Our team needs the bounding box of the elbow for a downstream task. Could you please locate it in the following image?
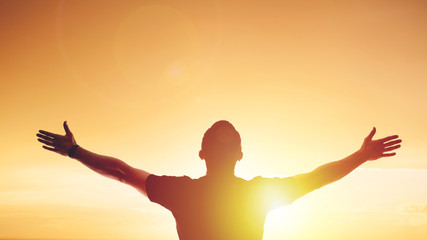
[96,168,127,183]
[115,171,128,183]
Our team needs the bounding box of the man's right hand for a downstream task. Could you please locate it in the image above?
[359,127,402,161]
[37,121,77,156]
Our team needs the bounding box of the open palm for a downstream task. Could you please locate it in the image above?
[360,127,401,161]
[37,121,76,156]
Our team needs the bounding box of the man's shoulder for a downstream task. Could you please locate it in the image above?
[248,175,296,183]
[147,174,193,184]
[145,174,195,204]
[246,175,298,193]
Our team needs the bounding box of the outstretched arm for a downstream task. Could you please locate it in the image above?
[37,121,150,196]
[293,127,401,197]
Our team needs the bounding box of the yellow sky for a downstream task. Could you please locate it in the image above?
[1,0,426,239]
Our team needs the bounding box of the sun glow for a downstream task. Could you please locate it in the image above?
[264,205,306,239]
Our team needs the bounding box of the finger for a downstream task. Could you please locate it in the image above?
[366,127,376,141]
[384,145,401,152]
[36,133,54,141]
[384,139,402,147]
[39,130,60,138]
[378,135,399,143]
[38,138,57,147]
[42,145,58,152]
[381,152,396,157]
[63,121,72,135]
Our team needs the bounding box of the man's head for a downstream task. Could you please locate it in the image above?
[199,120,243,165]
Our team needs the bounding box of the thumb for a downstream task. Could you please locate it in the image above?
[365,127,376,141]
[63,121,72,135]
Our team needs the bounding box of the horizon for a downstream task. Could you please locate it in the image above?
[2,168,427,239]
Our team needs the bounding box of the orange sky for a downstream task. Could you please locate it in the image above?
[1,0,426,239]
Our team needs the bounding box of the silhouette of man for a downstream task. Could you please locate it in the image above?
[37,120,401,240]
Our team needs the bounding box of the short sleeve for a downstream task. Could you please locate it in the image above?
[251,176,302,211]
[146,174,191,210]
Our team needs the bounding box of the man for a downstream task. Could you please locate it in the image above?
[37,120,401,240]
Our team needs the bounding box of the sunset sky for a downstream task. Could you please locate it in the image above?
[1,0,426,239]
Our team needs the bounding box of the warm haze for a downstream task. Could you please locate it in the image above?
[1,0,426,239]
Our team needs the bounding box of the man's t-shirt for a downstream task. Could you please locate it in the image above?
[146,174,303,240]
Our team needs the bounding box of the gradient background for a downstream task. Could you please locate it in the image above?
[1,0,426,239]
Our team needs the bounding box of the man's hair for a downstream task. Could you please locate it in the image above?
[201,120,241,158]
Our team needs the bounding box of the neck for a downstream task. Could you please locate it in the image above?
[204,160,237,179]
[205,168,235,179]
